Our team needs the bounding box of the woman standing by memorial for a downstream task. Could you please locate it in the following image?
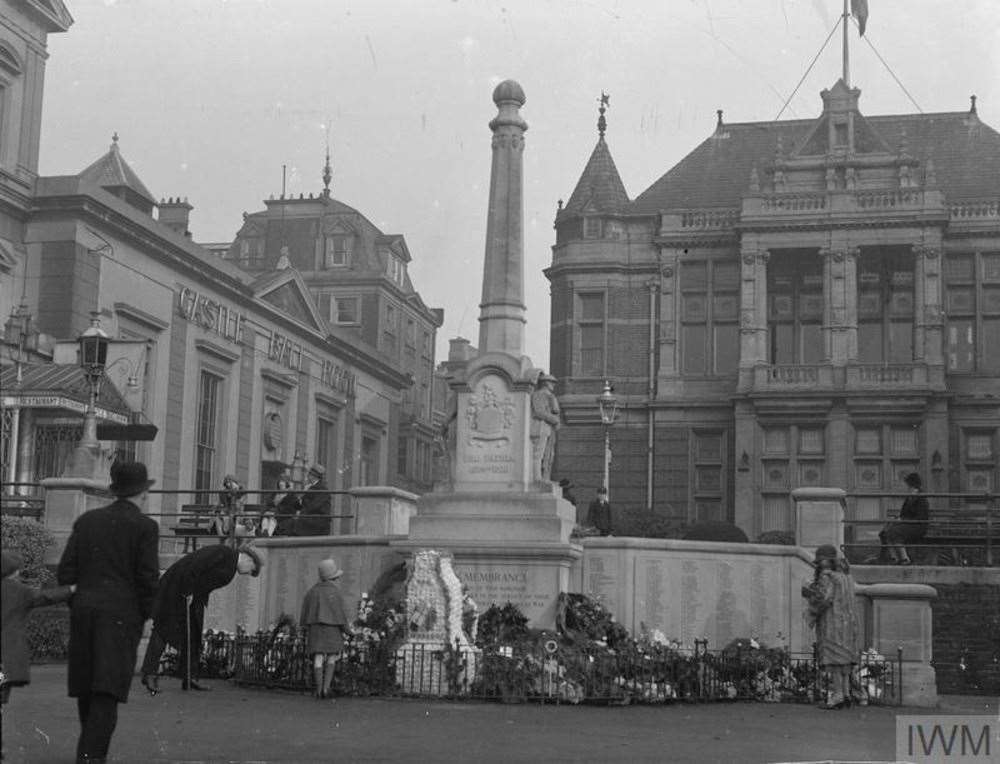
[802,544,859,709]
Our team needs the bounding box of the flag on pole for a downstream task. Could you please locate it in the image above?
[851,0,869,36]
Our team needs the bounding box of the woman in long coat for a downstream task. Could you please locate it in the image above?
[140,543,262,692]
[802,544,859,709]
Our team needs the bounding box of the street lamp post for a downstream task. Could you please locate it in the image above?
[596,380,619,499]
[65,313,110,479]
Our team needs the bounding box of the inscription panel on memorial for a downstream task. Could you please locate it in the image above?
[455,562,553,622]
[583,552,620,612]
[633,555,789,649]
[455,374,525,485]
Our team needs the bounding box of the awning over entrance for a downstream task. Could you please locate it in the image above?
[1,364,132,424]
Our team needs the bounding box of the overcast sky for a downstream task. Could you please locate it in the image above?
[39,0,1000,369]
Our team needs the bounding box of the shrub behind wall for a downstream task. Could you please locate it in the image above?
[1,516,56,585]
[2,515,70,660]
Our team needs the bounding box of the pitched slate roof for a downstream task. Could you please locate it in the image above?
[630,111,1000,215]
[1,363,132,418]
[559,138,630,219]
[78,136,156,207]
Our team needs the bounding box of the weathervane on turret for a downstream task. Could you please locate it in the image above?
[322,122,333,198]
[597,92,610,139]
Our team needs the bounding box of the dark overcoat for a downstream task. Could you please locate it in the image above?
[272,492,301,537]
[1,579,73,685]
[57,497,160,702]
[150,545,237,648]
[588,499,612,535]
[295,480,332,536]
[884,492,930,544]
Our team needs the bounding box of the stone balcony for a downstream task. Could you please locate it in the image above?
[948,198,1000,234]
[846,363,945,391]
[739,188,947,227]
[744,362,945,394]
[751,363,834,391]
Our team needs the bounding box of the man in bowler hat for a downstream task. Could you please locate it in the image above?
[140,543,263,693]
[57,461,160,764]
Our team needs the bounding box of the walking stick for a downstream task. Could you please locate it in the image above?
[185,594,193,688]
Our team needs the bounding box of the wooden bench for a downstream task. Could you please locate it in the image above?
[845,507,998,566]
[172,504,219,552]
[171,503,269,552]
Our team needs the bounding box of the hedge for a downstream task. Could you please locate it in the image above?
[1,515,55,585]
[2,515,70,660]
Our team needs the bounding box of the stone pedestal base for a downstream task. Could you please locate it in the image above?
[39,478,110,564]
[792,487,845,554]
[400,486,581,628]
[861,582,939,708]
[395,638,481,696]
[394,539,581,629]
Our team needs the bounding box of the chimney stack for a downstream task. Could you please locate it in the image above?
[159,197,193,237]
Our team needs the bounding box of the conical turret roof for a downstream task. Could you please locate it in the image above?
[79,134,156,211]
[558,137,629,220]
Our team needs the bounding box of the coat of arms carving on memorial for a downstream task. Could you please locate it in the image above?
[465,383,514,450]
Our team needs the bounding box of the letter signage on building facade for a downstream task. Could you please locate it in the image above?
[176,286,244,343]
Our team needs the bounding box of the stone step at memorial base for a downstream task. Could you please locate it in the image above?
[411,490,577,544]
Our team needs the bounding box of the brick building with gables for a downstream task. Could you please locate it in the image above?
[547,80,1000,539]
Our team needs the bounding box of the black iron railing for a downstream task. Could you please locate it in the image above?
[156,631,901,707]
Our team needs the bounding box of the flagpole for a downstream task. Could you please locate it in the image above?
[842,0,850,85]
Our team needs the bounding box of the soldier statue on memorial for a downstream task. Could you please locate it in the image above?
[530,372,561,482]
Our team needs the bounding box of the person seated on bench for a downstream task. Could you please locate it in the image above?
[879,472,929,565]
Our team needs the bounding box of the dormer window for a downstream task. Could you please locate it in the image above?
[833,121,848,148]
[336,296,359,324]
[324,234,352,268]
[239,238,264,267]
[584,217,602,239]
[386,255,405,286]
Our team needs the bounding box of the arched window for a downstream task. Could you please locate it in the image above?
[0,43,24,162]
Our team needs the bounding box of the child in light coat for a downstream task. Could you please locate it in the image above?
[299,558,352,699]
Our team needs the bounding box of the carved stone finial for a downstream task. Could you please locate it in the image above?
[970,95,977,115]
[716,109,723,129]
[110,132,120,151]
[597,92,610,139]
[557,199,563,211]
[322,144,332,197]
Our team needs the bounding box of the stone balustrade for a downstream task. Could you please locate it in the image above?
[847,363,929,389]
[949,199,999,220]
[741,188,944,221]
[753,364,832,391]
[659,208,739,234]
[759,194,827,212]
[853,190,921,209]
[749,363,943,393]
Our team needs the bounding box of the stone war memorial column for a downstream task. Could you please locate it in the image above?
[396,81,580,628]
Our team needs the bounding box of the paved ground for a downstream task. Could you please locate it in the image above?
[1,665,992,763]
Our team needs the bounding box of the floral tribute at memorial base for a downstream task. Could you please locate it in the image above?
[144,552,898,706]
